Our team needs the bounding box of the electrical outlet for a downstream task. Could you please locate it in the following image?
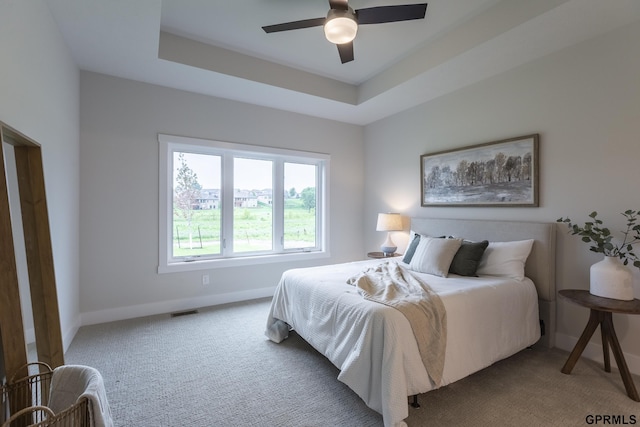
[202,274,210,285]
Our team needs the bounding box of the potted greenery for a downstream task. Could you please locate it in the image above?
[557,210,640,300]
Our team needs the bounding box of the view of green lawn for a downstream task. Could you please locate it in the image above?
[173,199,315,257]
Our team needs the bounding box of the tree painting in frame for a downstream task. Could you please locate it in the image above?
[421,134,539,207]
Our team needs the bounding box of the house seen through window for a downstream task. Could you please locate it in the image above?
[159,134,328,271]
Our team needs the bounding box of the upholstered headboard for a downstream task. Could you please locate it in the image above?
[410,218,557,348]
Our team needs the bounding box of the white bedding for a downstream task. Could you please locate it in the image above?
[266,258,540,427]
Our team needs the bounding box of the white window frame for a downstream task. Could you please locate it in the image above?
[158,134,330,273]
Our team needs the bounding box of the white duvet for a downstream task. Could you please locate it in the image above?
[265,259,540,427]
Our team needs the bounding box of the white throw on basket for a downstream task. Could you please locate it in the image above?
[48,365,114,427]
[1,363,113,427]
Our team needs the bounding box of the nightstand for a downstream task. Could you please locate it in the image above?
[559,289,640,401]
[367,251,399,259]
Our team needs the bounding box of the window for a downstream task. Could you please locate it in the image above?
[158,134,329,272]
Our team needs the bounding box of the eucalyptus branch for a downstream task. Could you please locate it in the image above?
[557,210,640,270]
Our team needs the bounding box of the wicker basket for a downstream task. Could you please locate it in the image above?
[1,363,90,427]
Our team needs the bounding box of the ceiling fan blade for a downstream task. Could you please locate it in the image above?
[328,0,349,11]
[262,17,326,33]
[356,3,427,25]
[337,42,354,64]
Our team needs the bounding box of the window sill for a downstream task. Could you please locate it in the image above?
[158,250,330,273]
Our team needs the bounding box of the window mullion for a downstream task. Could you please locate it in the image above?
[317,160,326,251]
[273,159,284,252]
[221,154,234,255]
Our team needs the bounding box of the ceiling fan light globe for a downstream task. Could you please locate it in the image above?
[324,11,358,44]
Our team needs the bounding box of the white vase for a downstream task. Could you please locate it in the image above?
[590,256,634,301]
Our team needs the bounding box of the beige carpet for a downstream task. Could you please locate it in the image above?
[63,298,639,426]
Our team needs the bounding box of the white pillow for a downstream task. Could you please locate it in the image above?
[476,239,534,281]
[409,237,462,277]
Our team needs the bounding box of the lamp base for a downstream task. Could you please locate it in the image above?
[380,232,397,256]
[380,246,397,256]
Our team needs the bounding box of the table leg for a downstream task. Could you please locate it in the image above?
[601,312,640,402]
[600,312,611,373]
[562,309,601,374]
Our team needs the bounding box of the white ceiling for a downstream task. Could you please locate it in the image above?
[47,0,640,125]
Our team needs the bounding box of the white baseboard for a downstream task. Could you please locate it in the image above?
[79,287,276,327]
[26,318,79,354]
[62,318,80,353]
[555,332,640,376]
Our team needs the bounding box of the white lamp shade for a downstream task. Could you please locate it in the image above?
[376,213,402,231]
[324,10,358,44]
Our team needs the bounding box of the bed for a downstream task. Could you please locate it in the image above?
[265,218,556,427]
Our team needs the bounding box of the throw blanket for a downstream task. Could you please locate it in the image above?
[347,261,447,387]
[48,365,114,427]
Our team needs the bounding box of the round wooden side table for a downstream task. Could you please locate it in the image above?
[367,251,399,259]
[559,289,640,402]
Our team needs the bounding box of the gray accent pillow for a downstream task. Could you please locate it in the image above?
[449,240,489,276]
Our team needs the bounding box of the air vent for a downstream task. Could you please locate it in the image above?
[170,309,198,318]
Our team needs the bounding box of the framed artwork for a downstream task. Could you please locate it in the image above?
[421,134,539,207]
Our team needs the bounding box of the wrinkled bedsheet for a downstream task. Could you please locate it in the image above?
[266,259,540,427]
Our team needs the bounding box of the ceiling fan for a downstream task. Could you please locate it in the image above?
[262,1,428,64]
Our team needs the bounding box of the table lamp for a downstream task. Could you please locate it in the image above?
[376,213,402,256]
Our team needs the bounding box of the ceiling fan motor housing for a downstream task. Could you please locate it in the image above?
[324,7,358,44]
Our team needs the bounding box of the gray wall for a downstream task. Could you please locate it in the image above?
[0,0,80,349]
[364,20,640,373]
[78,72,364,322]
